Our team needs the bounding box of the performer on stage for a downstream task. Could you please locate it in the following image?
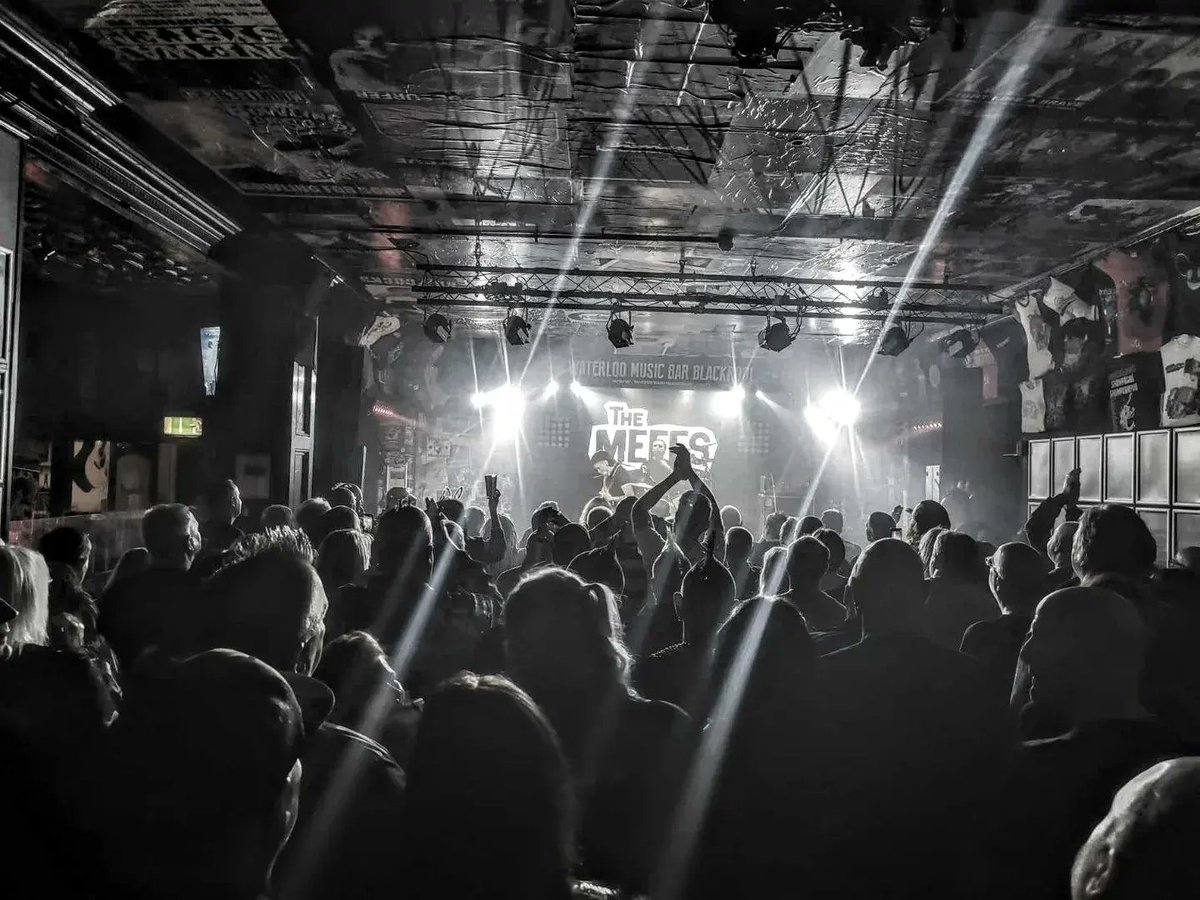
[641,438,673,485]
[591,451,639,503]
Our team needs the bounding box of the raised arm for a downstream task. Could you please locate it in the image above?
[1023,468,1081,553]
[467,484,507,564]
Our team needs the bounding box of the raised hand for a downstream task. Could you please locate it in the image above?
[671,443,695,480]
[1063,467,1081,505]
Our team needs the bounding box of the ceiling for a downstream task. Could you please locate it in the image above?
[17,0,1200,345]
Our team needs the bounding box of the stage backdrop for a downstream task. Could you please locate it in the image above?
[524,385,786,529]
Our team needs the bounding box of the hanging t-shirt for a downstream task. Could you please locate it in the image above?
[1162,334,1200,427]
[1043,275,1104,373]
[1157,230,1200,339]
[1021,379,1047,434]
[980,315,1030,385]
[1108,352,1163,432]
[1094,249,1170,356]
[1074,263,1120,350]
[1044,375,1071,432]
[1069,370,1108,433]
[1014,291,1054,379]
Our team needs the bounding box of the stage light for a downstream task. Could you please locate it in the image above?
[877,324,912,357]
[541,379,560,400]
[570,380,584,395]
[504,312,531,346]
[754,389,767,401]
[940,328,978,360]
[470,391,486,409]
[758,315,795,352]
[712,383,746,417]
[607,314,634,349]
[423,312,452,343]
[819,388,861,427]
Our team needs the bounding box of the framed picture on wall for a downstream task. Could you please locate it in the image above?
[1052,439,1076,495]
[1174,427,1200,506]
[1137,508,1170,568]
[1137,431,1171,505]
[1175,511,1200,556]
[1077,436,1103,502]
[1029,440,1051,500]
[1104,434,1134,503]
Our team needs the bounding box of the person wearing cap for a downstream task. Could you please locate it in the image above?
[96,649,330,899]
[199,529,407,900]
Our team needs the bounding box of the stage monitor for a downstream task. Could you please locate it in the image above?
[164,416,203,438]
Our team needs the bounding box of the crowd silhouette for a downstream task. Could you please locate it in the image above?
[4,450,1200,898]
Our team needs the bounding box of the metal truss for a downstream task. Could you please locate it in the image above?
[410,265,1004,326]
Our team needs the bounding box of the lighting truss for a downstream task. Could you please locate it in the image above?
[408,265,1003,327]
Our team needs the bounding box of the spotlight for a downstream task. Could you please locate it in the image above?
[470,391,486,409]
[490,384,526,443]
[607,314,634,349]
[754,389,767,401]
[819,388,861,427]
[713,383,746,416]
[940,328,978,360]
[717,226,736,252]
[570,379,584,395]
[423,312,452,343]
[542,379,560,401]
[503,312,531,346]
[877,324,912,357]
[758,315,796,353]
[864,287,891,312]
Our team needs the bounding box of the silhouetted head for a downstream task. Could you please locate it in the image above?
[1073,506,1157,583]
[813,528,846,574]
[462,506,486,538]
[865,511,896,543]
[763,512,787,541]
[798,516,823,537]
[929,531,985,583]
[820,509,844,533]
[918,526,947,577]
[327,486,356,512]
[785,536,830,589]
[847,539,925,634]
[1047,521,1079,568]
[295,498,331,545]
[720,505,743,529]
[908,499,951,545]
[676,553,736,643]
[372,507,433,581]
[989,542,1051,615]
[1072,757,1200,900]
[760,545,789,596]
[568,541,625,598]
[1174,546,1200,575]
[203,531,328,676]
[551,524,590,567]
[725,526,754,565]
[404,673,572,900]
[142,504,202,571]
[1024,587,1146,728]
[260,505,297,531]
[38,526,91,585]
[205,479,242,527]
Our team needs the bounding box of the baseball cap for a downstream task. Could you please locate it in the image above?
[107,649,332,823]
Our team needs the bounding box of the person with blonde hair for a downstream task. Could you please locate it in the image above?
[0,545,50,650]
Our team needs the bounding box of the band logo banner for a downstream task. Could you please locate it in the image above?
[573,356,770,390]
[588,402,717,473]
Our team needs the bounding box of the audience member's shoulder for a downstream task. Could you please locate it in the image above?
[310,721,407,785]
[626,692,691,729]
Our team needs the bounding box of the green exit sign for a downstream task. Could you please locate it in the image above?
[163,416,203,438]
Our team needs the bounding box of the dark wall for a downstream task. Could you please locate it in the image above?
[18,275,219,442]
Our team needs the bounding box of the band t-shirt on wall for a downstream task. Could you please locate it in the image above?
[1160,230,1200,338]
[1014,293,1054,380]
[1108,352,1164,432]
[1093,249,1170,356]
[1044,376,1071,432]
[1161,335,1200,427]
[1021,380,1047,434]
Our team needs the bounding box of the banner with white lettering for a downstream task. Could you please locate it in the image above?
[572,356,777,391]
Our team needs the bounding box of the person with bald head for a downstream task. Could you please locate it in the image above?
[1005,587,1189,900]
[1047,520,1080,589]
[961,542,1051,702]
[807,539,1010,898]
[864,510,896,544]
[1072,757,1200,899]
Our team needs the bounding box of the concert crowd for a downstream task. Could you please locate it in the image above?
[5,446,1200,899]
